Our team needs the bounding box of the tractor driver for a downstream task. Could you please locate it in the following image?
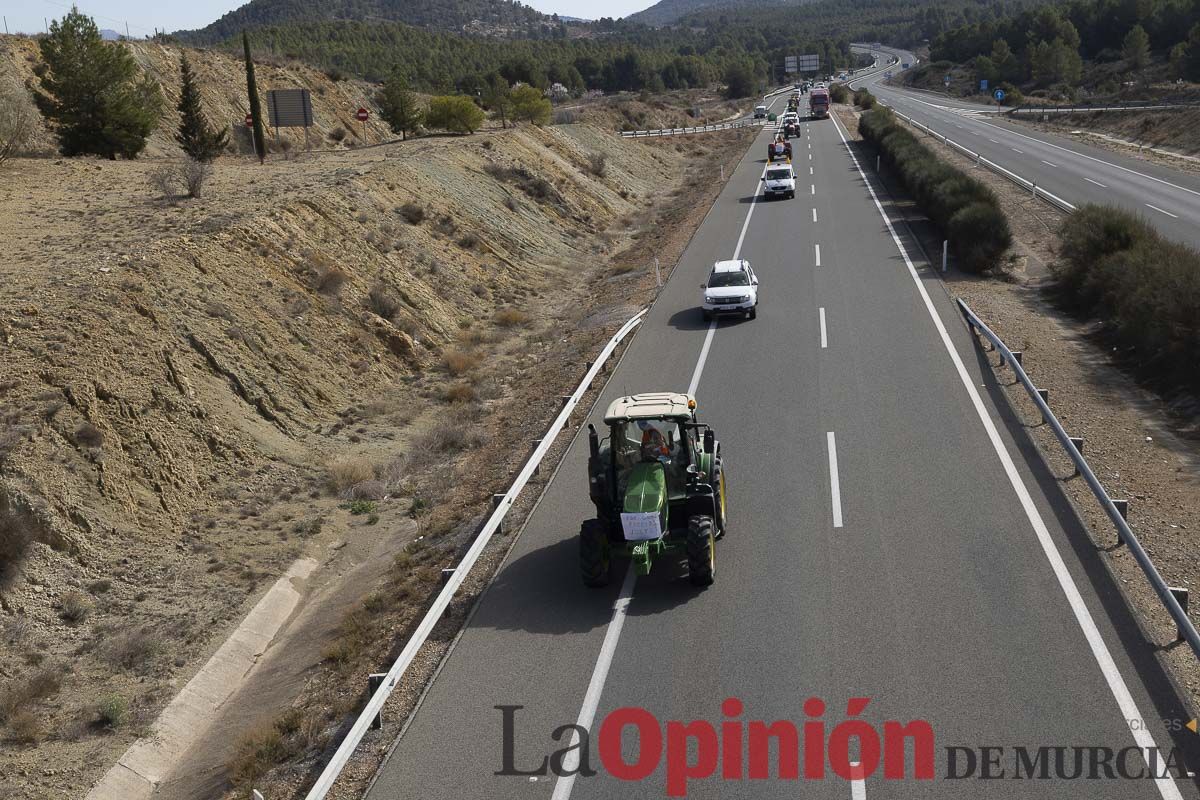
[638,420,670,461]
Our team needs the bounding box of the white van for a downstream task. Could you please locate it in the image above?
[761,163,796,199]
[754,104,768,118]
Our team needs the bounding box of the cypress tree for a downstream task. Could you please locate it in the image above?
[176,53,228,162]
[243,32,266,163]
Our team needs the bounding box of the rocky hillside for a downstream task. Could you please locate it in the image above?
[0,35,394,159]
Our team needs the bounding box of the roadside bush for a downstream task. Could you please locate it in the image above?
[586,152,608,177]
[367,283,401,320]
[829,83,849,103]
[0,509,33,582]
[442,348,481,376]
[94,694,128,729]
[397,202,425,224]
[148,159,211,200]
[0,667,61,723]
[6,710,43,744]
[59,590,93,623]
[327,457,376,494]
[859,108,1011,272]
[103,627,162,672]
[853,89,876,109]
[1050,205,1200,393]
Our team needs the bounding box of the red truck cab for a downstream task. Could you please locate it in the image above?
[810,88,830,119]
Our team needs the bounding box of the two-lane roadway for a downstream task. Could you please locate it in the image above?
[361,80,1200,800]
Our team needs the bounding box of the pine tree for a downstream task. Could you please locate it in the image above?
[378,72,424,140]
[176,53,228,162]
[1122,25,1150,71]
[482,74,512,129]
[509,85,550,125]
[36,8,161,159]
[243,32,266,163]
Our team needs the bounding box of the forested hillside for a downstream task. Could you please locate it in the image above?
[930,0,1200,94]
[179,0,556,42]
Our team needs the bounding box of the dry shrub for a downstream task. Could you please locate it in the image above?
[326,457,376,494]
[0,509,33,581]
[443,384,477,404]
[6,710,42,745]
[494,308,529,328]
[0,73,35,167]
[586,151,608,177]
[398,202,425,224]
[59,590,93,624]
[367,283,401,320]
[73,423,103,448]
[229,722,288,788]
[94,694,128,728]
[103,627,162,672]
[612,262,638,275]
[434,215,458,236]
[0,667,62,723]
[328,126,348,142]
[442,348,481,376]
[148,159,211,200]
[316,263,349,294]
[416,418,487,454]
[457,232,481,250]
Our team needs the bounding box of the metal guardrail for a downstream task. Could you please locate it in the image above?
[302,308,648,800]
[883,105,1077,213]
[620,118,766,138]
[1010,100,1200,115]
[957,299,1200,659]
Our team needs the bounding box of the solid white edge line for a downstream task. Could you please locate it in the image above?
[826,431,843,528]
[819,307,828,348]
[830,111,1182,800]
[549,566,635,800]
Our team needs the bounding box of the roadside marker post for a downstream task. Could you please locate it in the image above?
[1069,437,1085,476]
[368,674,387,729]
[941,240,948,273]
[1171,589,1191,642]
[654,257,662,289]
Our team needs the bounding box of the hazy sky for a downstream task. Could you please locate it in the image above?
[0,0,646,36]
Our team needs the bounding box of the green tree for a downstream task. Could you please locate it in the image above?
[378,72,424,140]
[990,39,1020,83]
[1031,38,1083,86]
[974,55,998,84]
[1122,25,1150,70]
[243,31,266,163]
[1169,42,1187,77]
[723,59,757,99]
[176,53,228,162]
[36,8,161,159]
[1184,24,1200,80]
[425,96,485,134]
[509,84,551,125]
[482,74,512,129]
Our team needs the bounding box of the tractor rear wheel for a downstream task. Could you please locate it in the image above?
[580,519,611,587]
[686,515,715,587]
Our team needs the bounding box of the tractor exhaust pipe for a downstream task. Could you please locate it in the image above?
[588,424,600,459]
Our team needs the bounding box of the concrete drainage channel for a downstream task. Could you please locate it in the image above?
[958,299,1200,658]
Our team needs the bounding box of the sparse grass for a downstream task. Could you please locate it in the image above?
[73,423,103,448]
[87,579,112,595]
[434,215,458,236]
[398,202,425,224]
[103,627,162,672]
[443,384,477,404]
[316,263,349,295]
[327,457,376,494]
[59,590,93,624]
[494,308,530,328]
[228,705,326,788]
[292,517,324,538]
[94,694,128,729]
[416,419,486,454]
[442,348,481,376]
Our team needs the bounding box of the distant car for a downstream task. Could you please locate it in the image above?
[702,260,759,321]
[754,105,768,118]
[761,163,796,200]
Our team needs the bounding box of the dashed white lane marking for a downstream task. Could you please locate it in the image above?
[811,184,816,195]
[819,307,828,348]
[831,110,1183,800]
[815,243,821,266]
[1146,203,1179,218]
[826,432,843,528]
[1085,178,1107,188]
[1041,159,1059,168]
[1012,147,1024,153]
[988,138,999,143]
[812,208,817,222]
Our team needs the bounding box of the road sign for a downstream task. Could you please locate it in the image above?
[785,55,798,73]
[244,113,253,128]
[993,89,1006,102]
[795,54,820,72]
[944,75,951,86]
[356,107,369,122]
[266,89,315,128]
[980,79,989,91]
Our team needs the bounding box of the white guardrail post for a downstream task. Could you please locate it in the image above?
[957,299,1200,658]
[302,309,649,800]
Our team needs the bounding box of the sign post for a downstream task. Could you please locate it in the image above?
[993,88,1006,105]
[266,89,316,151]
[356,107,370,142]
[244,113,253,128]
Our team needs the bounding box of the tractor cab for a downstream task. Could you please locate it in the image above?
[580,392,727,587]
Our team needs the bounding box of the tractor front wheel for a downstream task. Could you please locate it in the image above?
[580,519,611,588]
[686,516,715,587]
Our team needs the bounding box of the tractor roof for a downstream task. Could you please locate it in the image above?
[603,392,695,423]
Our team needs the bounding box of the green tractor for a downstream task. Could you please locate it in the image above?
[580,392,727,588]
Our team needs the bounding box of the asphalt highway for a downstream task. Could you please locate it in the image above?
[362,76,1200,799]
[849,45,1200,248]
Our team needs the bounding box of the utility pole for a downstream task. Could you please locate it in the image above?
[3,16,8,35]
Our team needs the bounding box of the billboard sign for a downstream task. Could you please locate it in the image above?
[795,54,820,72]
[266,89,315,128]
